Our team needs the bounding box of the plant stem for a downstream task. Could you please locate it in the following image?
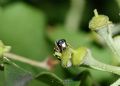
[3,52,50,70]
[116,0,120,9]
[112,24,120,35]
[65,0,85,32]
[110,78,120,86]
[83,50,120,75]
[97,26,120,62]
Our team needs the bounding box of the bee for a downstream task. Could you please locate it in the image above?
[54,39,87,68]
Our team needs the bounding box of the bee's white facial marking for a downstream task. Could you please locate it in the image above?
[62,42,66,48]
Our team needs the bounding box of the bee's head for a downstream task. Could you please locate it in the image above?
[54,39,67,59]
[54,39,67,53]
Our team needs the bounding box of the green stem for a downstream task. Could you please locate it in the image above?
[110,78,120,86]
[83,50,120,75]
[116,0,120,9]
[65,0,85,32]
[112,24,120,35]
[97,26,120,62]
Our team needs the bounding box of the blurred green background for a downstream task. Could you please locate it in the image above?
[0,0,120,86]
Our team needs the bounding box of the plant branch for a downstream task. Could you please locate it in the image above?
[110,78,120,86]
[97,26,120,57]
[112,24,120,35]
[3,52,51,70]
[83,49,120,75]
[65,0,85,32]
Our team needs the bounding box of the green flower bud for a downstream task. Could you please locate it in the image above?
[89,9,112,30]
[72,47,87,66]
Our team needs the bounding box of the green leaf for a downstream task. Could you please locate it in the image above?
[4,59,33,86]
[0,2,48,74]
[64,79,80,86]
[1,2,47,60]
[36,72,64,86]
[28,79,49,86]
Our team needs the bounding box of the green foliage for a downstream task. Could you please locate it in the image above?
[0,0,120,86]
[4,61,32,86]
[36,72,64,86]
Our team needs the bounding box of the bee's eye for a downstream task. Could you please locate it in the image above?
[56,39,67,52]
